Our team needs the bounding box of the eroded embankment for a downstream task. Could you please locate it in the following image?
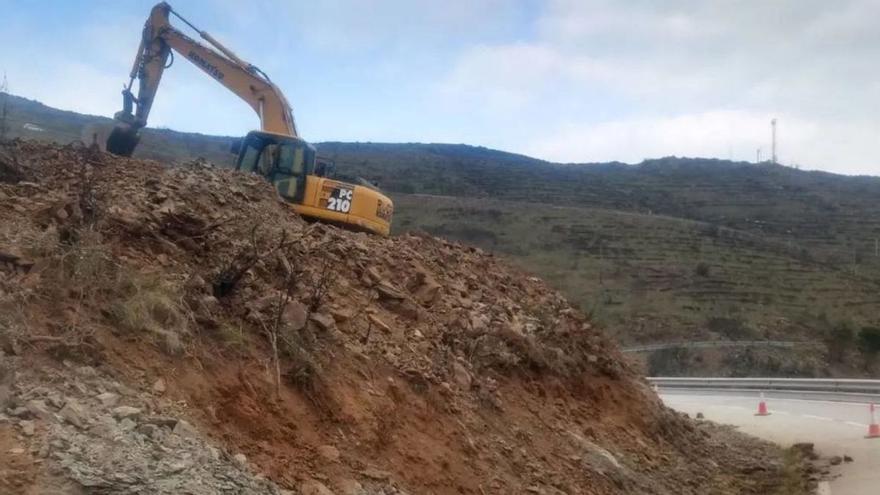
[0,140,811,494]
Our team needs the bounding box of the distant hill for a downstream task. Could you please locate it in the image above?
[0,94,235,165]
[319,143,880,270]
[4,92,879,377]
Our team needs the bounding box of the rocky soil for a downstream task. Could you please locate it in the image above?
[0,140,812,494]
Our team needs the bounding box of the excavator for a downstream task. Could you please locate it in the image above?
[106,2,393,236]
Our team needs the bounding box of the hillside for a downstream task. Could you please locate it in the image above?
[0,140,816,494]
[1,94,235,166]
[4,92,880,377]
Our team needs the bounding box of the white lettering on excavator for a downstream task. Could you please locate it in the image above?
[326,187,353,213]
[187,50,224,80]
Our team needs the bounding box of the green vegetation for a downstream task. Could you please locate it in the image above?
[858,327,880,356]
[824,320,855,364]
[391,194,880,346]
[8,92,880,376]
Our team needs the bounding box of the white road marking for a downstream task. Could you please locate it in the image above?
[817,480,832,495]
[802,414,834,422]
[844,421,868,428]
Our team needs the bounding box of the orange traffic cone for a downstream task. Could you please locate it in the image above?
[755,392,770,416]
[867,403,880,439]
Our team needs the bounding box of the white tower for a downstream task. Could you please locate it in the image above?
[771,118,778,164]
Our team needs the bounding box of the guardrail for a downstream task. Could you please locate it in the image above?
[648,377,880,396]
[622,340,813,353]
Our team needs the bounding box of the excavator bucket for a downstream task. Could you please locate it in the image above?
[106,125,141,157]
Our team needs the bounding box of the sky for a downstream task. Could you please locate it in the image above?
[2,0,879,174]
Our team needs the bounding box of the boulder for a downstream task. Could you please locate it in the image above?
[283,300,308,330]
[301,480,336,495]
[112,406,143,420]
[59,400,90,429]
[19,420,35,436]
[330,307,353,324]
[316,444,340,463]
[25,399,53,421]
[152,378,167,394]
[310,312,337,331]
[136,423,160,439]
[411,270,442,306]
[360,467,391,481]
[172,419,199,438]
[376,281,406,301]
[335,479,366,495]
[367,314,391,334]
[452,362,472,390]
[96,392,120,408]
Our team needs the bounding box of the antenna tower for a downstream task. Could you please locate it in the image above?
[771,118,778,164]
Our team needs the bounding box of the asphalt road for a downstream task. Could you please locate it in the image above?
[661,390,880,495]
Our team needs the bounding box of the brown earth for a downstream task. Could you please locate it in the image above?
[0,139,811,494]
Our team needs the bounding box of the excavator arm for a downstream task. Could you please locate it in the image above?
[107,2,298,156]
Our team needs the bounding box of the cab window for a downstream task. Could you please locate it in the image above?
[238,139,263,173]
[257,144,278,175]
[277,145,305,176]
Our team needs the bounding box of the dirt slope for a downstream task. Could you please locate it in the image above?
[0,140,810,494]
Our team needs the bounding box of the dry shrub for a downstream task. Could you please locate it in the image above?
[107,271,189,355]
[281,334,339,417]
[373,406,398,449]
[31,224,189,355]
[282,337,322,392]
[217,322,247,349]
[0,307,24,354]
[19,226,61,259]
[37,228,116,304]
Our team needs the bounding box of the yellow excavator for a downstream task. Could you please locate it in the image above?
[107,2,393,236]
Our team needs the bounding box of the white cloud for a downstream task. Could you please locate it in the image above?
[438,0,880,172]
[525,110,880,175]
[215,0,525,53]
[4,0,880,174]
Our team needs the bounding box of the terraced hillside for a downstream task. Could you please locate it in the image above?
[4,92,880,376]
[317,142,880,272]
[391,194,880,375]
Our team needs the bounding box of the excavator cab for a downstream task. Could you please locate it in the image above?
[235,131,316,203]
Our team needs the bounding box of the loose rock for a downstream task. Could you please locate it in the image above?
[172,419,199,438]
[112,406,142,420]
[19,419,35,436]
[152,378,167,394]
[317,444,340,463]
[25,399,53,421]
[96,392,120,408]
[301,479,336,495]
[59,400,89,429]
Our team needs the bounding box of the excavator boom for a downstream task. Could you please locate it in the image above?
[108,2,297,155]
